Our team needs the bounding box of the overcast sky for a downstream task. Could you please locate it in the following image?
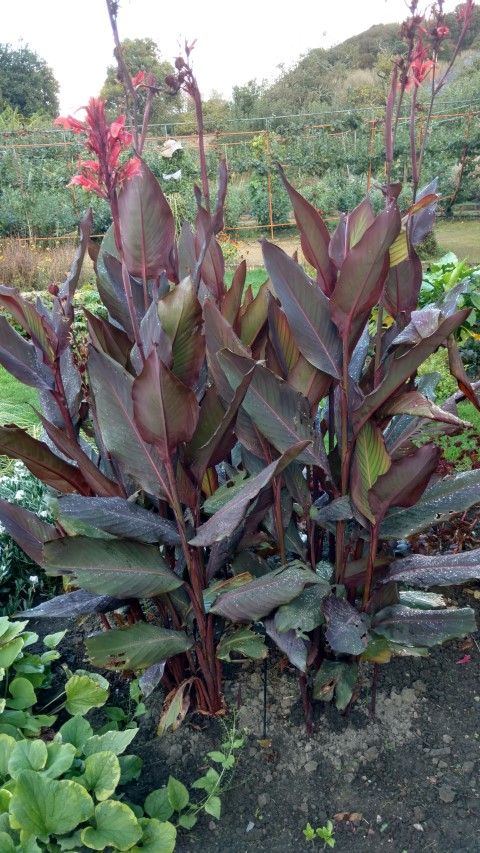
[3,0,461,114]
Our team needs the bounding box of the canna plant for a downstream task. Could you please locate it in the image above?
[0,0,479,728]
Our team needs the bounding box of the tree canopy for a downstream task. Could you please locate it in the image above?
[0,43,59,118]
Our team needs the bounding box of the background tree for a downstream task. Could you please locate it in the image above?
[0,44,59,118]
[101,37,180,128]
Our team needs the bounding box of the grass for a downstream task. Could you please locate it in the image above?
[224,267,268,295]
[435,220,480,264]
[0,365,39,429]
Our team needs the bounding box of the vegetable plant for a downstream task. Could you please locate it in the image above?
[0,0,479,730]
[304,820,336,848]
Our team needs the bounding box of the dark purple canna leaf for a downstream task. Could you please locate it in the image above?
[328,213,347,270]
[86,622,192,671]
[379,468,480,539]
[262,240,341,378]
[42,536,183,598]
[263,617,308,672]
[239,282,269,348]
[96,243,142,339]
[371,604,475,647]
[203,299,251,404]
[0,426,94,495]
[88,348,170,497]
[85,309,132,368]
[118,160,175,279]
[0,317,53,390]
[267,295,300,377]
[330,202,401,350]
[132,349,199,459]
[130,300,172,375]
[0,499,61,565]
[288,354,331,414]
[354,308,471,431]
[384,250,422,322]
[57,496,181,546]
[277,164,336,294]
[157,278,204,389]
[138,662,166,697]
[58,208,93,321]
[323,595,370,655]
[194,204,225,301]
[210,564,319,622]
[0,286,58,365]
[219,350,331,474]
[382,548,480,587]
[410,178,439,246]
[447,335,480,412]
[369,443,440,522]
[379,389,469,428]
[189,442,310,547]
[178,221,196,281]
[20,589,126,619]
[222,260,246,327]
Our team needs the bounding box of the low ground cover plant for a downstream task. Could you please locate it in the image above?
[0,0,479,734]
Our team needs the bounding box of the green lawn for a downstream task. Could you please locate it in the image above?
[435,220,480,264]
[0,365,39,428]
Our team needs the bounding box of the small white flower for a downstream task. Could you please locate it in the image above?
[29,575,39,586]
[14,490,25,501]
[38,510,49,518]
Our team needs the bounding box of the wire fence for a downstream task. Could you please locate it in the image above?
[0,102,479,243]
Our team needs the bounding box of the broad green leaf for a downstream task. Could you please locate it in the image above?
[81,799,142,851]
[177,813,197,829]
[83,729,138,758]
[132,818,176,853]
[210,565,321,622]
[167,777,189,813]
[380,468,480,539]
[262,241,340,376]
[350,421,391,523]
[86,623,192,672]
[42,536,182,599]
[6,678,37,711]
[313,661,358,710]
[9,770,94,837]
[0,734,16,778]
[64,675,109,716]
[84,752,120,801]
[59,715,93,753]
[8,740,47,779]
[0,788,11,812]
[372,605,476,647]
[0,639,23,670]
[0,832,15,853]
[42,743,76,779]
[132,349,199,460]
[190,443,310,547]
[144,789,174,822]
[0,619,28,644]
[398,591,447,609]
[216,627,267,662]
[383,549,480,587]
[204,796,221,820]
[203,470,249,515]
[118,754,143,785]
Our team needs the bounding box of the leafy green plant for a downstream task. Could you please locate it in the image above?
[303,819,335,848]
[0,0,478,737]
[419,252,480,342]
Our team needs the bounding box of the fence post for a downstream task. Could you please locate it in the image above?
[265,126,274,240]
[367,119,376,193]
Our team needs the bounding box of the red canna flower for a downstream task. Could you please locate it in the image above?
[131,70,145,89]
[404,36,435,91]
[54,97,140,201]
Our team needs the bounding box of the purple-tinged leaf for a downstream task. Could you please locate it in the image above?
[20,589,126,619]
[380,468,480,539]
[157,278,204,390]
[349,325,370,384]
[323,595,369,655]
[195,205,225,301]
[330,202,401,349]
[57,496,180,546]
[384,250,422,322]
[85,309,132,368]
[328,213,347,270]
[264,617,308,672]
[189,443,310,547]
[347,197,376,249]
[369,443,439,523]
[240,282,269,348]
[0,317,53,390]
[42,536,182,599]
[351,421,391,523]
[130,300,172,375]
[447,335,480,412]
[178,221,196,282]
[88,348,170,497]
[35,412,123,498]
[132,349,199,460]
[210,564,319,622]
[313,660,358,710]
[262,240,341,378]
[0,426,93,495]
[383,548,480,588]
[354,308,471,431]
[96,243,142,339]
[277,164,336,294]
[288,354,331,414]
[0,499,60,565]
[267,295,300,377]
[274,582,329,635]
[204,299,251,404]
[139,662,166,697]
[222,260,246,327]
[0,286,58,365]
[206,527,246,582]
[410,178,438,246]
[379,389,470,428]
[311,497,353,531]
[392,308,442,345]
[218,351,330,474]
[118,160,175,279]
[86,622,191,671]
[371,604,475,647]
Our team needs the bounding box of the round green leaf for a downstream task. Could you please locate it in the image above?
[6,678,37,711]
[64,675,109,715]
[166,776,189,813]
[8,739,47,779]
[133,818,176,853]
[43,631,67,650]
[0,638,23,669]
[9,770,94,837]
[81,800,142,851]
[43,742,76,779]
[83,728,138,758]
[0,788,12,812]
[84,752,120,801]
[0,734,16,778]
[59,715,93,754]
[0,831,16,853]
[144,789,174,822]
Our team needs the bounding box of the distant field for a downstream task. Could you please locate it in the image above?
[433,220,479,263]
